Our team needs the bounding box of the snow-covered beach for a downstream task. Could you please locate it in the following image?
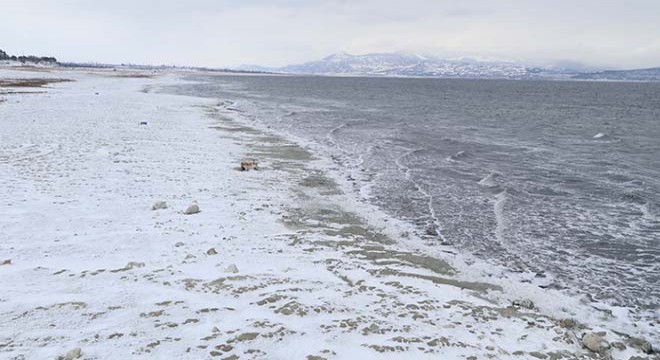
[0,66,656,359]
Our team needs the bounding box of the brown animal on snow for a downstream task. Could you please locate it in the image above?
[240,160,258,171]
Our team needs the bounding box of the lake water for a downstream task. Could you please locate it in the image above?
[174,74,660,323]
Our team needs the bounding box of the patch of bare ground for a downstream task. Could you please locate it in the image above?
[0,90,47,96]
[1,66,55,72]
[0,78,73,88]
[108,73,155,79]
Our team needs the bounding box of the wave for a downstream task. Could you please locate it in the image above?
[494,191,508,246]
[640,202,655,221]
[478,172,500,187]
[394,148,450,243]
[445,150,468,163]
[327,122,349,142]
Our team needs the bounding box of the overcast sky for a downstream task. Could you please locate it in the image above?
[2,0,659,69]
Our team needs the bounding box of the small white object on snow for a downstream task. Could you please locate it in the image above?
[184,203,200,215]
[152,201,168,210]
[513,299,535,310]
[57,347,82,360]
[582,332,610,353]
[224,264,239,274]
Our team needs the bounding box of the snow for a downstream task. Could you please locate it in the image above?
[240,52,572,80]
[0,66,654,359]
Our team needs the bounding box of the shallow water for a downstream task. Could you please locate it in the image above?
[173,74,660,321]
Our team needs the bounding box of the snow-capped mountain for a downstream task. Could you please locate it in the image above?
[236,52,575,79]
[235,52,660,81]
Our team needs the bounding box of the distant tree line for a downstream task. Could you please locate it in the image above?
[2,48,265,73]
[0,49,57,64]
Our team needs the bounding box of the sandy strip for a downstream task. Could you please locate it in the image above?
[0,67,655,359]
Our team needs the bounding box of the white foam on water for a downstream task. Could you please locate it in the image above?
[478,172,499,187]
[325,122,350,148]
[445,150,467,163]
[493,191,509,246]
[639,202,656,221]
[394,148,449,241]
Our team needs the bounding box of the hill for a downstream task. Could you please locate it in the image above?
[235,52,578,80]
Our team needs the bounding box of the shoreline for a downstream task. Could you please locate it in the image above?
[0,66,655,359]
[172,74,659,353]
[170,73,658,355]
[188,75,657,332]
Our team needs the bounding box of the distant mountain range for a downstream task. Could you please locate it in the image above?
[236,52,660,81]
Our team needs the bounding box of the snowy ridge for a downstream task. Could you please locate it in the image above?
[237,52,660,81]
[236,52,576,80]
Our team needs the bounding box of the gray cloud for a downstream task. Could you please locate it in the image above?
[1,0,659,69]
